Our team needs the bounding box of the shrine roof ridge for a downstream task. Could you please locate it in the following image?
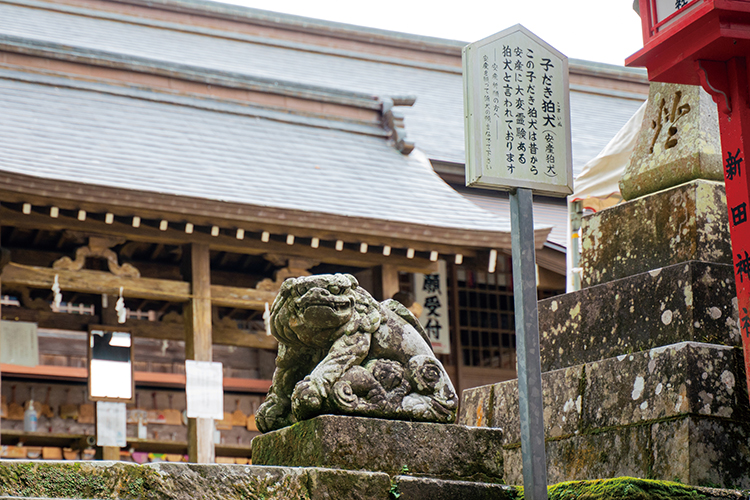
[93,0,468,54]
[0,64,391,137]
[0,33,389,112]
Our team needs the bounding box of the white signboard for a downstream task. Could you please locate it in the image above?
[1,321,38,366]
[185,360,224,419]
[463,24,572,196]
[96,402,127,447]
[654,0,699,24]
[415,260,450,355]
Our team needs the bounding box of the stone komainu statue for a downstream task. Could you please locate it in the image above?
[256,273,458,432]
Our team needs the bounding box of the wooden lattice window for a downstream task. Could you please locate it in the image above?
[453,258,516,369]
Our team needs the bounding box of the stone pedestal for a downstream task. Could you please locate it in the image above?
[580,180,730,287]
[539,260,740,372]
[251,415,505,481]
[460,342,750,488]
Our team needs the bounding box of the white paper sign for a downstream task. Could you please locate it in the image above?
[654,0,697,23]
[1,321,39,366]
[463,24,572,196]
[96,402,127,448]
[185,360,224,419]
[415,260,451,355]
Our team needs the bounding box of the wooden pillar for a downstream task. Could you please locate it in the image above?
[102,447,120,461]
[449,262,463,398]
[99,294,120,461]
[184,243,214,464]
[380,264,400,301]
[0,228,3,440]
[100,294,117,325]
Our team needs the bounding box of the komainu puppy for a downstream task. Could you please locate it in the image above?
[256,273,458,432]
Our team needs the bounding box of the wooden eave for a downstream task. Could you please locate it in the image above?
[0,171,550,267]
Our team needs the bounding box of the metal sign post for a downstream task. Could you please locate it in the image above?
[463,25,572,500]
[510,187,548,500]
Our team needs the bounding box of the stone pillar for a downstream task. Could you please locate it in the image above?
[619,82,723,200]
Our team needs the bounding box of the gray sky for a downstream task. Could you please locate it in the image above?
[215,0,645,67]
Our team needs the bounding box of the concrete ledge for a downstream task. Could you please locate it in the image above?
[538,261,740,372]
[251,415,504,480]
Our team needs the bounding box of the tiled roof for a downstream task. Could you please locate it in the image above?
[0,0,645,174]
[0,0,651,254]
[0,70,516,236]
[455,188,569,248]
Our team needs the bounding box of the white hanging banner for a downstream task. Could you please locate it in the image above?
[415,260,451,355]
[96,402,127,448]
[185,360,224,419]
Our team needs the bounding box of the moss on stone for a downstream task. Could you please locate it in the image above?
[252,418,325,468]
[0,462,745,499]
[516,477,708,500]
[0,462,167,499]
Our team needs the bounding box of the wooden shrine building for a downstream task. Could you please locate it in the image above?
[0,0,648,462]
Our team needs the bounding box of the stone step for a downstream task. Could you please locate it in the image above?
[459,341,749,488]
[0,468,745,500]
[539,260,740,372]
[250,414,504,481]
[0,461,393,500]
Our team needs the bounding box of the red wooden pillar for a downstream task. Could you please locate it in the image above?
[698,56,750,399]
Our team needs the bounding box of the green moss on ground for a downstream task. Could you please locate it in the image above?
[514,477,708,500]
[0,462,166,499]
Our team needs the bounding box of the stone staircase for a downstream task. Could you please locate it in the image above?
[458,82,749,490]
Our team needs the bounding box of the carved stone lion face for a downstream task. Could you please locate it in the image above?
[271,273,381,348]
[292,274,358,329]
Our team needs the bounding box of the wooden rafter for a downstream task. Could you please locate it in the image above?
[0,206,441,274]
[0,170,517,251]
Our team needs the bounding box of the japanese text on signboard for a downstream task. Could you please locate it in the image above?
[415,261,450,355]
[481,46,562,178]
[464,25,572,196]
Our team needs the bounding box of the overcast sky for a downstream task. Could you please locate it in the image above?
[216,0,645,67]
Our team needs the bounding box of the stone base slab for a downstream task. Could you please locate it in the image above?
[250,415,504,480]
[0,461,391,500]
[580,180,730,287]
[394,476,515,499]
[538,260,740,372]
